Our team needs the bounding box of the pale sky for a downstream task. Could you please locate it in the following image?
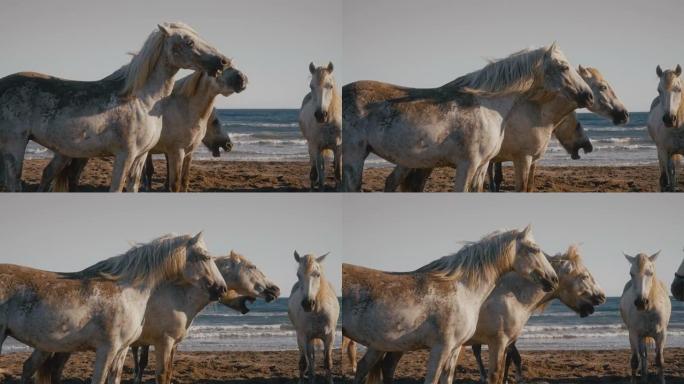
[0,195,342,294]
[342,0,683,112]
[0,0,342,109]
[342,194,683,297]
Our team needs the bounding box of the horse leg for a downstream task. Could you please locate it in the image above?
[487,162,495,192]
[494,162,503,192]
[454,160,478,192]
[638,337,648,383]
[341,140,369,192]
[305,338,316,384]
[657,150,671,192]
[655,333,666,384]
[316,151,326,192]
[668,155,677,192]
[141,153,154,192]
[38,154,71,192]
[513,156,532,192]
[508,343,523,383]
[47,353,70,384]
[21,350,52,384]
[91,346,117,384]
[381,352,403,384]
[402,168,433,192]
[106,347,127,384]
[4,138,29,192]
[155,338,174,384]
[297,335,307,384]
[628,331,639,384]
[487,340,507,384]
[472,344,487,383]
[439,345,462,384]
[472,162,489,192]
[323,334,334,384]
[165,344,178,384]
[109,152,135,192]
[526,161,537,192]
[424,342,456,384]
[62,158,88,192]
[334,145,342,190]
[343,338,357,375]
[353,348,384,384]
[384,165,411,192]
[307,145,319,191]
[180,153,193,192]
[126,153,149,193]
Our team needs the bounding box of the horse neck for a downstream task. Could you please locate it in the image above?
[459,246,517,303]
[532,92,576,126]
[135,54,179,107]
[186,77,220,125]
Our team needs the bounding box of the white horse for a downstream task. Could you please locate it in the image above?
[647,65,684,191]
[365,245,606,384]
[288,251,340,384]
[300,62,342,191]
[342,44,593,192]
[620,252,671,384]
[0,232,227,384]
[45,68,247,192]
[0,22,229,192]
[343,226,558,384]
[387,65,627,192]
[673,255,684,301]
[24,250,280,384]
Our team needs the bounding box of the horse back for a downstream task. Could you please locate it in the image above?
[0,72,123,114]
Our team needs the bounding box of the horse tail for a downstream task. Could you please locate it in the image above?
[52,172,69,192]
[365,352,385,384]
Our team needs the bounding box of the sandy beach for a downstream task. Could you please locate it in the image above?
[1,348,683,383]
[16,159,682,192]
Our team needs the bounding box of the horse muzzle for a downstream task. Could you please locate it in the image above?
[301,299,315,312]
[612,109,629,125]
[263,285,281,302]
[634,297,649,311]
[233,72,248,93]
[663,114,678,128]
[314,110,329,124]
[209,283,228,301]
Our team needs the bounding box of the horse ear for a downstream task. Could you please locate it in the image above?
[327,62,334,73]
[229,250,239,259]
[649,251,661,262]
[190,231,204,245]
[546,42,557,56]
[577,65,587,76]
[675,65,682,77]
[656,65,663,78]
[520,224,532,238]
[316,252,330,263]
[309,62,316,74]
[294,250,301,263]
[623,252,635,263]
[158,23,172,36]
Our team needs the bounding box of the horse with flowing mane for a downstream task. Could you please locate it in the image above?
[343,226,558,384]
[0,232,227,384]
[342,44,593,192]
[0,22,229,192]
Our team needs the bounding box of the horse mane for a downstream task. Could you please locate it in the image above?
[62,233,195,285]
[445,45,550,97]
[173,71,208,98]
[105,23,198,99]
[412,229,521,287]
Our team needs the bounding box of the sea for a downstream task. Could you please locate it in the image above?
[2,297,681,353]
[24,110,657,167]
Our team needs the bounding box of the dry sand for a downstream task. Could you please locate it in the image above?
[16,159,683,192]
[1,348,683,383]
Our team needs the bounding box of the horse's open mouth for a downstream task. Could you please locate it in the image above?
[262,286,281,303]
[578,303,595,318]
[238,297,256,314]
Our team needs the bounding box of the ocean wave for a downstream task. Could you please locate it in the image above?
[584,126,647,132]
[198,311,289,318]
[234,139,308,146]
[222,122,299,128]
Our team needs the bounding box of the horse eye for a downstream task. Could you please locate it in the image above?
[599,85,607,91]
[185,39,194,47]
[560,65,569,71]
[675,87,682,93]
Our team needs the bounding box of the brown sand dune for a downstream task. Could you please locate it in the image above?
[1,348,683,383]
[15,159,684,192]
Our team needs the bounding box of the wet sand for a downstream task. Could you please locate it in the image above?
[1,348,683,383]
[15,159,683,192]
[361,164,684,192]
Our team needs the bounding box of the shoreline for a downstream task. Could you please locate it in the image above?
[1,349,683,383]
[15,159,683,192]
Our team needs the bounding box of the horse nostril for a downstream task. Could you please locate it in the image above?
[220,58,229,67]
